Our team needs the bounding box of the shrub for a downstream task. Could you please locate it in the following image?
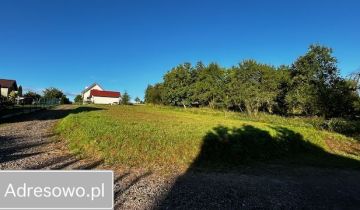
[325,118,360,135]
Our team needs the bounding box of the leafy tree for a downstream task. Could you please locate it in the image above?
[24,91,42,101]
[348,71,360,116]
[43,88,64,99]
[43,87,70,104]
[228,60,279,115]
[348,70,360,95]
[121,91,131,105]
[60,95,71,104]
[191,62,226,108]
[273,65,291,115]
[162,63,193,108]
[286,44,345,117]
[144,45,359,119]
[135,97,141,104]
[145,83,164,104]
[9,91,17,103]
[144,85,154,103]
[74,95,83,104]
[18,85,23,97]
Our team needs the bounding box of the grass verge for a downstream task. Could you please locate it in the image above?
[55,105,360,172]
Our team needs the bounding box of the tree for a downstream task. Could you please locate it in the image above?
[228,60,279,115]
[18,85,23,97]
[144,46,359,118]
[24,91,42,101]
[191,62,226,108]
[8,91,17,103]
[43,88,64,99]
[286,44,344,117]
[162,63,193,108]
[121,91,131,105]
[348,70,360,116]
[43,87,70,104]
[145,83,164,104]
[74,95,83,104]
[60,95,71,104]
[348,70,360,95]
[273,65,291,115]
[135,97,141,104]
[330,79,359,118]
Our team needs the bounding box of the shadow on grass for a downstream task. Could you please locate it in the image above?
[193,125,360,169]
[157,125,360,209]
[0,106,104,124]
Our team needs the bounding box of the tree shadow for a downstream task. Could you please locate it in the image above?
[0,106,104,166]
[192,125,360,169]
[0,135,51,164]
[156,125,360,209]
[0,106,104,124]
[113,171,153,209]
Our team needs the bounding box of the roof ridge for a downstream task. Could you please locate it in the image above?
[81,82,104,94]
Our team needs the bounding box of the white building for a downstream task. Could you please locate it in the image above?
[0,79,18,97]
[81,83,121,104]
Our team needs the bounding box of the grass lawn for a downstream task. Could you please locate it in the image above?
[55,105,360,172]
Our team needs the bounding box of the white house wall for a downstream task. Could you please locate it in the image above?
[1,88,9,97]
[91,96,120,104]
[82,84,103,102]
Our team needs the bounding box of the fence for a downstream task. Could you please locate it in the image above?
[0,98,60,119]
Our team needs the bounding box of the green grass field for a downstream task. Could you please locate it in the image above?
[55,105,360,171]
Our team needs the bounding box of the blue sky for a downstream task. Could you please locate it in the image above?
[1,0,359,101]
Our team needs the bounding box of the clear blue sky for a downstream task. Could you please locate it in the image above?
[1,0,359,101]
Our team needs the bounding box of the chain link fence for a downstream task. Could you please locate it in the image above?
[0,98,60,119]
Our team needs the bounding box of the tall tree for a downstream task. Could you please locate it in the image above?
[74,95,83,104]
[135,97,141,103]
[286,44,343,117]
[191,63,226,108]
[18,85,23,97]
[43,88,64,99]
[24,91,42,101]
[348,70,360,116]
[273,65,291,115]
[145,83,164,104]
[8,91,17,103]
[121,91,131,105]
[43,87,70,104]
[60,95,71,104]
[348,70,360,94]
[228,60,279,115]
[162,63,193,108]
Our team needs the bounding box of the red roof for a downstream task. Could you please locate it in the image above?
[90,89,121,98]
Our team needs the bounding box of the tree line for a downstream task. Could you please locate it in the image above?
[23,88,71,104]
[145,45,359,119]
[2,86,71,105]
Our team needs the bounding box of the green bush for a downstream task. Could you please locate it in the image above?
[302,117,326,130]
[325,118,360,135]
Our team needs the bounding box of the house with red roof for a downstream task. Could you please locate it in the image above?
[81,83,121,104]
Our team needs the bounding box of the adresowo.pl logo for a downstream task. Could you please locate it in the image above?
[0,171,113,209]
[4,182,105,201]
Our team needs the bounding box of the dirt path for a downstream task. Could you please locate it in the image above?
[1,106,360,209]
[0,105,103,170]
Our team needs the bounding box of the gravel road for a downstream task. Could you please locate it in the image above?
[1,106,360,209]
